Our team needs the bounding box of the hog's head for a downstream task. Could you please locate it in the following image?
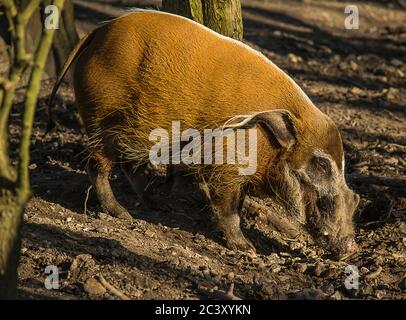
[225,109,360,259]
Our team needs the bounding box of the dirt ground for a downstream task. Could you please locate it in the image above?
[7,0,406,299]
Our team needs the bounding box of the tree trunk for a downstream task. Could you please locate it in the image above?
[1,0,78,76]
[0,187,25,299]
[0,132,14,182]
[202,0,243,41]
[162,0,243,41]
[45,0,79,75]
[0,0,66,299]
[162,0,203,24]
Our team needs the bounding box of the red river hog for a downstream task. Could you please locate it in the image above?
[49,10,360,258]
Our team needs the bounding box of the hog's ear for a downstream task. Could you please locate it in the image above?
[224,109,297,149]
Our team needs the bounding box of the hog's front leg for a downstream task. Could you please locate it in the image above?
[200,181,255,252]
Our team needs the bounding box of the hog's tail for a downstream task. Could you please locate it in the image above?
[46,30,97,132]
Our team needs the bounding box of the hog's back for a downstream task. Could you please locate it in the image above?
[73,11,315,135]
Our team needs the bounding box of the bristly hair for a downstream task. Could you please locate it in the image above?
[99,7,161,26]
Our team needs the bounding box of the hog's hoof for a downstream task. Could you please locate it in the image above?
[226,236,256,252]
[116,210,133,220]
[103,205,133,220]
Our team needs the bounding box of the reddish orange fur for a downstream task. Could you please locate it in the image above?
[49,11,357,254]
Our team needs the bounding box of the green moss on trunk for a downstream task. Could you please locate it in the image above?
[202,0,243,41]
[0,188,25,299]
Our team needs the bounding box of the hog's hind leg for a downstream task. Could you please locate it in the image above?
[87,155,132,220]
[120,162,154,208]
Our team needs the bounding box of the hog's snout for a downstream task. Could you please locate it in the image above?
[343,188,360,212]
[333,190,359,257]
[345,238,359,253]
[334,237,358,260]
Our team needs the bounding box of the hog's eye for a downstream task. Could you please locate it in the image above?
[318,159,329,173]
[312,157,331,176]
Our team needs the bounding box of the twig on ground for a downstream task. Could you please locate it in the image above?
[83,185,92,214]
[212,283,241,300]
[224,283,241,300]
[97,275,130,300]
[365,266,383,280]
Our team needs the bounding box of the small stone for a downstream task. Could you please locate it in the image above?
[226,272,235,281]
[390,59,403,67]
[293,288,326,300]
[253,259,265,269]
[374,256,384,266]
[399,223,406,235]
[226,250,236,256]
[385,87,398,101]
[194,234,205,242]
[350,87,363,95]
[246,250,257,259]
[144,230,155,238]
[97,212,110,220]
[384,157,399,166]
[29,163,37,170]
[324,269,337,278]
[210,270,219,278]
[339,62,347,71]
[306,250,317,258]
[202,269,211,278]
[375,290,386,300]
[209,286,219,293]
[349,60,358,71]
[331,291,342,300]
[296,263,307,273]
[360,267,370,275]
[288,53,302,64]
[314,262,325,277]
[66,217,72,222]
[83,278,106,296]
